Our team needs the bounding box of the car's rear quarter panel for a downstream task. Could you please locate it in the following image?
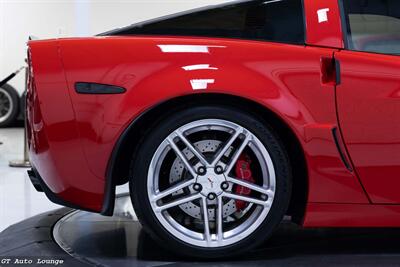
[49,36,367,211]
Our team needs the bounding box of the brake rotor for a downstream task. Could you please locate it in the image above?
[169,140,237,220]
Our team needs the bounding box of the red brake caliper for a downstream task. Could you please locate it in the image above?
[234,154,255,211]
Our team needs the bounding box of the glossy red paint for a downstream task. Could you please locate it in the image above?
[304,203,400,227]
[27,40,104,211]
[336,50,400,204]
[26,0,400,228]
[27,37,368,214]
[61,37,370,206]
[304,0,344,49]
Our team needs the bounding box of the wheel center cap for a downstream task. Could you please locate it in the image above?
[197,169,226,196]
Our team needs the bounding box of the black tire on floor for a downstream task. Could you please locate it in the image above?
[129,105,292,259]
[0,84,20,128]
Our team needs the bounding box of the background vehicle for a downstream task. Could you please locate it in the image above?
[0,83,25,128]
[26,0,400,258]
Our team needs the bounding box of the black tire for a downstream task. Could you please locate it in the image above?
[0,84,19,128]
[130,105,292,259]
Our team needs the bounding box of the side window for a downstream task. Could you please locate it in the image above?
[108,0,305,45]
[342,0,400,55]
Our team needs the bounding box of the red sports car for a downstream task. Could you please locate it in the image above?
[26,0,400,258]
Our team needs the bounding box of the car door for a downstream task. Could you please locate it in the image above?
[336,0,400,203]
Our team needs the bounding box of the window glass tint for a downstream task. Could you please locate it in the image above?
[342,0,400,55]
[106,0,305,45]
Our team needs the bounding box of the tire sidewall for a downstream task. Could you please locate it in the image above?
[0,84,20,127]
[130,105,292,259]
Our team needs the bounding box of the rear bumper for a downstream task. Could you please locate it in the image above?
[27,167,99,213]
[26,40,111,215]
[27,168,43,192]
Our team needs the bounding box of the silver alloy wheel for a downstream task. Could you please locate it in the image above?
[0,88,13,124]
[147,119,276,248]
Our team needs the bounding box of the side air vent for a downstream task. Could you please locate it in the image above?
[332,127,353,172]
[75,82,126,94]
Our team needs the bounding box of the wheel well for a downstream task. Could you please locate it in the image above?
[109,93,308,223]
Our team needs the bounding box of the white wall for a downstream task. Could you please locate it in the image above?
[0,0,232,95]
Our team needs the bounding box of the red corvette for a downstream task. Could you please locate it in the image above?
[26,0,400,258]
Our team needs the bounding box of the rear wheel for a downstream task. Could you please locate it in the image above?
[0,84,19,128]
[130,106,291,258]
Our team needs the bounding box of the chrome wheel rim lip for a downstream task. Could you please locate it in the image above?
[147,119,276,248]
[0,88,13,124]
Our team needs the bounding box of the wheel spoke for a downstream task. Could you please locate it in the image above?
[155,194,201,212]
[175,130,210,167]
[201,197,211,244]
[223,192,271,207]
[167,136,197,178]
[225,134,252,175]
[227,176,274,198]
[153,178,196,201]
[211,126,243,167]
[216,197,224,243]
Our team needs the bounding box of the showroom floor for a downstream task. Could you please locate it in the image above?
[3,194,400,267]
[3,128,400,266]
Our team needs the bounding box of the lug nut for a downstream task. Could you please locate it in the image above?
[193,183,202,192]
[221,182,229,191]
[215,165,224,174]
[197,166,207,175]
[208,193,217,200]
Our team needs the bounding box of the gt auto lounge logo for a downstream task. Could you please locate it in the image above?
[317,8,330,23]
[1,257,65,266]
